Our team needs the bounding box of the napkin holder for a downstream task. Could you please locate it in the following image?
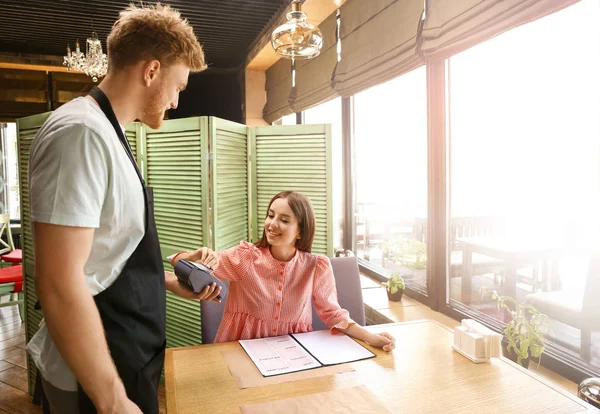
[452,319,502,363]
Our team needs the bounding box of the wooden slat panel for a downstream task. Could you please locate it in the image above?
[252,124,333,256]
[146,118,209,346]
[125,129,137,160]
[17,111,51,395]
[211,117,249,251]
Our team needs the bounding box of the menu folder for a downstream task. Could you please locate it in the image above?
[239,330,376,377]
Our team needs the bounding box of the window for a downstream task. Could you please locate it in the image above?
[448,0,600,368]
[304,98,343,250]
[0,122,19,219]
[353,67,428,290]
[274,113,297,125]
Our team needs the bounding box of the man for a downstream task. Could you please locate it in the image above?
[27,4,220,413]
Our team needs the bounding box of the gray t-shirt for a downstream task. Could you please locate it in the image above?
[27,97,146,391]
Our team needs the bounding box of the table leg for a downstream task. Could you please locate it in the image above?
[505,258,517,299]
[550,259,560,291]
[462,245,473,304]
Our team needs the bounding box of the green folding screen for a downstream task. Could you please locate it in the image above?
[16,112,52,394]
[144,118,209,348]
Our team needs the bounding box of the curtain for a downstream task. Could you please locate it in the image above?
[332,0,425,97]
[290,11,340,112]
[421,0,581,60]
[262,59,294,124]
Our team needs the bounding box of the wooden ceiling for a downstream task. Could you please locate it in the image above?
[0,0,289,70]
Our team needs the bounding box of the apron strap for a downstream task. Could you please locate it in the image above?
[88,86,145,187]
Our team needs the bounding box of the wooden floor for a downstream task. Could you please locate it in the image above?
[0,278,577,412]
[0,303,38,414]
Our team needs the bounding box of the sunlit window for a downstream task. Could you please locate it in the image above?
[353,67,428,290]
[0,123,19,219]
[448,0,600,366]
[274,113,297,125]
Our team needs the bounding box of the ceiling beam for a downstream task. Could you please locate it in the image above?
[0,62,70,73]
[0,53,68,73]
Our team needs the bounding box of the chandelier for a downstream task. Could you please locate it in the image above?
[63,31,108,82]
[271,0,323,60]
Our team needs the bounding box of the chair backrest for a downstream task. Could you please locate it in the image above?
[200,280,229,344]
[311,256,366,331]
[583,253,600,314]
[0,213,14,256]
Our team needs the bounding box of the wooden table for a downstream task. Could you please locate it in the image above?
[165,320,598,413]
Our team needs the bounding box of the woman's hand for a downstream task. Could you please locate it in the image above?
[339,324,396,352]
[171,247,220,270]
[366,332,395,352]
[164,271,222,302]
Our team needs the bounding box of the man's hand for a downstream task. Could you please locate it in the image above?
[103,399,142,414]
[164,271,222,302]
[97,381,143,414]
[170,247,219,270]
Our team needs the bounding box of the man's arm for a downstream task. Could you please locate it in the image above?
[34,222,141,414]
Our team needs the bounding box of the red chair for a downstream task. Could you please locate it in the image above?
[0,214,21,266]
[0,265,24,322]
[1,249,22,266]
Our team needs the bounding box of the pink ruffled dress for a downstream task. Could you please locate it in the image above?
[213,241,353,343]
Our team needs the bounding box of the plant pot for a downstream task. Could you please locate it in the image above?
[386,289,404,302]
[502,341,531,369]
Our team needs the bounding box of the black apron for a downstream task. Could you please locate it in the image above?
[76,86,167,413]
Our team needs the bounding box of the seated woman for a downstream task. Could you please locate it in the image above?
[170,191,395,351]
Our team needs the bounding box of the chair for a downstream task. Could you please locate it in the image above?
[526,254,600,360]
[311,256,366,331]
[0,214,22,266]
[200,280,229,344]
[0,264,24,321]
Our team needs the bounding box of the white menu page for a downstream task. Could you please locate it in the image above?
[239,335,321,377]
[291,330,375,366]
[239,331,375,377]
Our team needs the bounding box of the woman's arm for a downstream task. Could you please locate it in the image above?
[171,242,253,282]
[312,256,395,351]
[170,247,218,269]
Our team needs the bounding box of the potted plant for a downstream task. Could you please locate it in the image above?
[382,273,405,302]
[480,287,549,368]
